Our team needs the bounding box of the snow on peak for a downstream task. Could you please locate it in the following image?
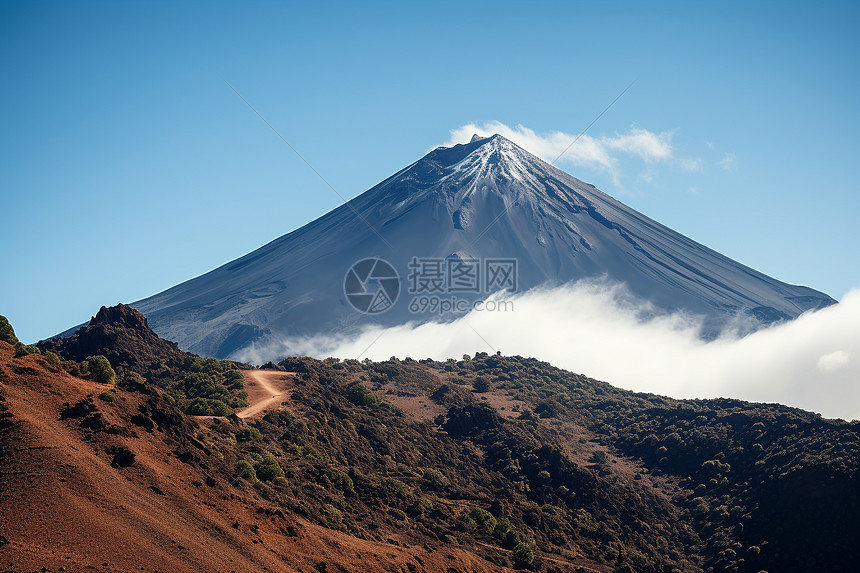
[443,132,540,185]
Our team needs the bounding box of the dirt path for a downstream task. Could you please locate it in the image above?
[237,370,295,419]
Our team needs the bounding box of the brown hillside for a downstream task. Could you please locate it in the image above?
[4,307,857,573]
[0,342,510,573]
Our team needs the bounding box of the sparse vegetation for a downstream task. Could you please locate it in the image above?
[98,390,116,402]
[216,353,857,573]
[167,366,245,414]
[235,427,263,442]
[36,304,248,415]
[234,460,257,483]
[347,383,382,406]
[86,355,116,384]
[22,309,857,572]
[13,341,40,357]
[0,315,19,345]
[254,454,284,482]
[184,396,231,416]
[512,541,535,567]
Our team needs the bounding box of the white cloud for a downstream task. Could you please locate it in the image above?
[236,283,860,422]
[818,350,850,373]
[679,157,704,171]
[441,122,674,180]
[719,152,737,172]
[603,128,673,162]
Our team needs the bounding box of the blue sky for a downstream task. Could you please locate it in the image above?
[2,0,858,344]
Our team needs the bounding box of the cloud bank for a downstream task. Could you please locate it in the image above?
[236,282,860,421]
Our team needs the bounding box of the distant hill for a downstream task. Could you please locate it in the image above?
[3,309,857,571]
[39,304,187,378]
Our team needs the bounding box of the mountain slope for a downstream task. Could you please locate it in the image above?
[4,311,857,572]
[127,135,834,358]
[0,343,511,573]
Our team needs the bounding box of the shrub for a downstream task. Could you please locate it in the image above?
[470,508,496,534]
[224,369,245,387]
[86,355,116,384]
[322,504,342,522]
[184,397,231,416]
[254,454,284,482]
[323,466,354,492]
[120,371,146,387]
[182,356,204,372]
[14,342,40,357]
[44,351,60,364]
[381,477,409,498]
[98,390,117,402]
[347,384,381,406]
[512,541,535,567]
[230,391,248,408]
[201,357,223,374]
[472,376,490,393]
[421,467,450,487]
[493,518,522,547]
[0,315,19,345]
[236,427,263,442]
[302,445,324,460]
[234,460,257,483]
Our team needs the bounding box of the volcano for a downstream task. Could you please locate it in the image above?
[125,134,833,358]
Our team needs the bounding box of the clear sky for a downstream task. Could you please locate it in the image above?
[2,0,858,344]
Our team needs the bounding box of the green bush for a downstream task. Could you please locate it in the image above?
[254,454,284,482]
[512,541,535,567]
[98,390,117,402]
[470,508,497,534]
[234,460,257,483]
[44,351,60,364]
[347,383,382,406]
[381,477,409,497]
[86,355,116,384]
[14,342,41,357]
[201,357,223,374]
[236,427,263,442]
[323,466,354,492]
[184,397,231,416]
[225,370,245,389]
[0,315,19,345]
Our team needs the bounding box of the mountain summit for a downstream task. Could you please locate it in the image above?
[126,134,833,358]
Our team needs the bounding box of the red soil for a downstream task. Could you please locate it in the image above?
[0,344,512,572]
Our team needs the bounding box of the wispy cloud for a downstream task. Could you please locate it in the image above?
[235,282,860,421]
[719,151,737,172]
[442,121,674,182]
[679,157,704,171]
